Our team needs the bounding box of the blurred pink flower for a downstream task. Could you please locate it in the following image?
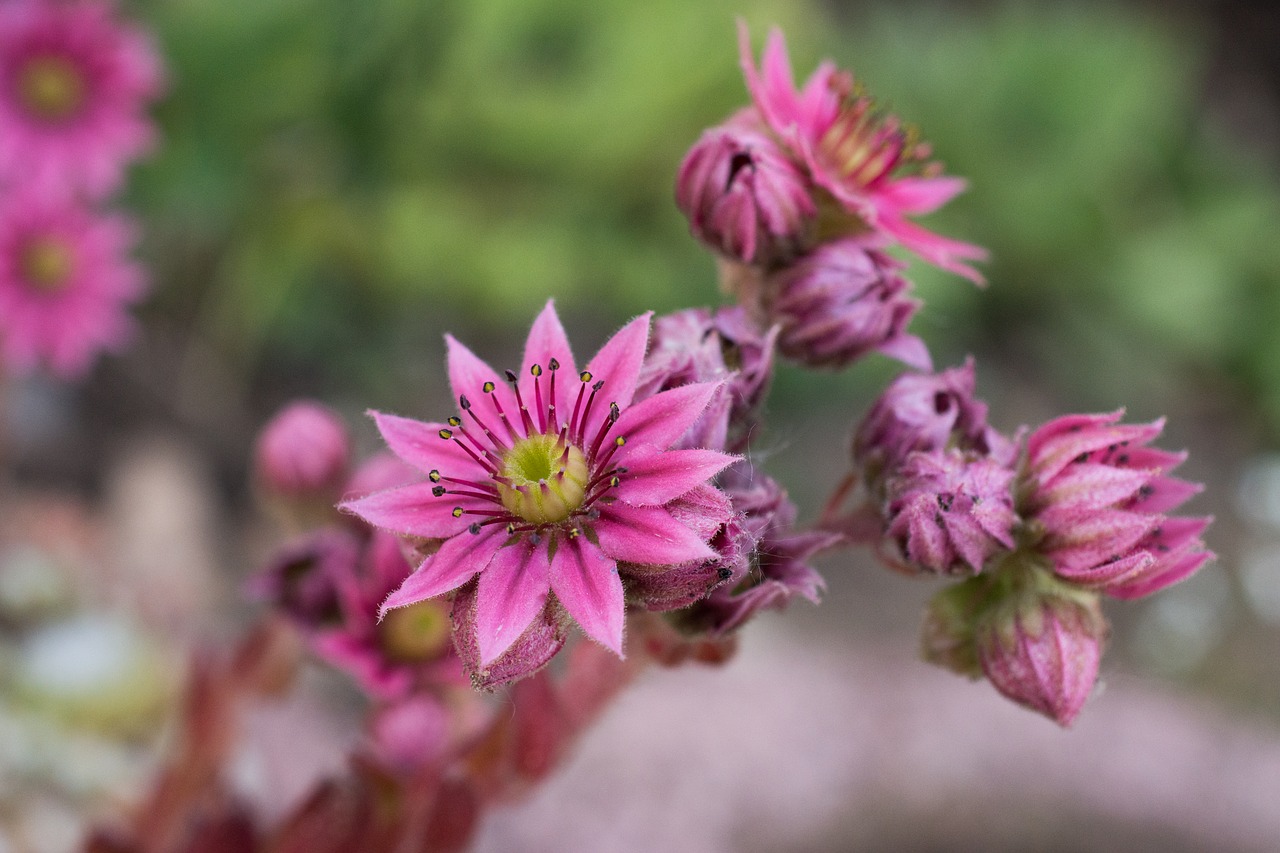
[738,24,986,282]
[675,115,815,265]
[0,0,163,198]
[0,187,144,377]
[343,302,736,683]
[1021,411,1213,598]
[767,237,929,370]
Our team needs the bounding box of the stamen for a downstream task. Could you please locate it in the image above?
[449,436,499,475]
[484,383,522,443]
[547,359,560,430]
[588,402,621,461]
[428,470,441,483]
[506,369,537,436]
[531,363,547,433]
[462,394,510,453]
[569,376,590,442]
[577,380,605,445]
[593,435,626,474]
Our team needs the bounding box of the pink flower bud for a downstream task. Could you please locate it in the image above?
[853,359,1014,495]
[975,581,1107,727]
[675,113,815,265]
[254,400,352,500]
[884,449,1016,575]
[1021,411,1213,598]
[766,238,929,371]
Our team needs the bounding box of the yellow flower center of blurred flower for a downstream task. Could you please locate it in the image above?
[379,599,452,662]
[497,433,589,525]
[17,55,87,122]
[20,237,75,292]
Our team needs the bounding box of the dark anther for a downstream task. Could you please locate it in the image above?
[447,416,461,427]
[459,395,471,410]
[432,485,446,497]
[579,371,593,383]
[549,358,560,371]
[483,381,496,393]
[439,428,453,440]
[717,567,734,580]
[469,523,481,535]
[428,470,441,482]
[592,380,605,391]
[451,507,464,518]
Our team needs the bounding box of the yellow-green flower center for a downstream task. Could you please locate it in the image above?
[497,433,589,525]
[17,55,87,123]
[19,237,75,292]
[379,599,452,662]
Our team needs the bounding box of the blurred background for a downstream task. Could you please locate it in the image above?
[3,0,1280,849]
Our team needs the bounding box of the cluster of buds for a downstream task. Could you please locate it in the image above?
[0,0,162,378]
[848,364,1212,725]
[676,24,986,372]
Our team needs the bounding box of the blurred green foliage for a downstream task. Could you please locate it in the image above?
[125,0,1280,431]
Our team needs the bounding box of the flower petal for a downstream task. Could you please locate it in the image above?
[521,300,577,427]
[593,502,717,566]
[341,484,480,539]
[380,526,505,616]
[370,411,488,479]
[612,380,722,453]
[475,539,552,666]
[584,312,651,416]
[613,447,737,506]
[549,536,624,656]
[446,334,519,433]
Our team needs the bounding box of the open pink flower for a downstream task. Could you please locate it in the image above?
[0,187,144,377]
[0,0,163,198]
[738,24,986,283]
[343,302,736,675]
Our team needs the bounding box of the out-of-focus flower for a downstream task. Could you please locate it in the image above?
[766,237,928,370]
[0,0,163,198]
[254,401,353,502]
[973,566,1107,727]
[246,527,361,628]
[676,465,834,636]
[852,359,1013,496]
[883,449,1016,575]
[676,115,816,266]
[343,302,737,685]
[0,188,144,378]
[738,24,986,282]
[634,306,777,454]
[1020,411,1213,598]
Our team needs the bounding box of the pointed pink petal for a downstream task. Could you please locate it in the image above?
[584,312,651,415]
[370,411,488,478]
[549,536,624,656]
[593,503,717,566]
[1041,463,1153,511]
[521,300,578,428]
[475,539,552,665]
[380,527,505,615]
[875,214,989,286]
[613,381,721,451]
[878,176,969,215]
[446,334,520,434]
[877,332,933,371]
[614,447,738,506]
[341,484,478,539]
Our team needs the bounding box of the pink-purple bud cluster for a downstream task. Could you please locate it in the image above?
[853,364,1212,725]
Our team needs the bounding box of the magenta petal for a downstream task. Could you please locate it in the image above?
[475,540,552,666]
[370,411,487,478]
[521,300,578,424]
[380,527,505,616]
[341,484,477,539]
[593,503,717,566]
[614,447,738,506]
[613,381,721,451]
[549,536,624,656]
[446,334,518,423]
[879,176,968,216]
[584,312,651,413]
